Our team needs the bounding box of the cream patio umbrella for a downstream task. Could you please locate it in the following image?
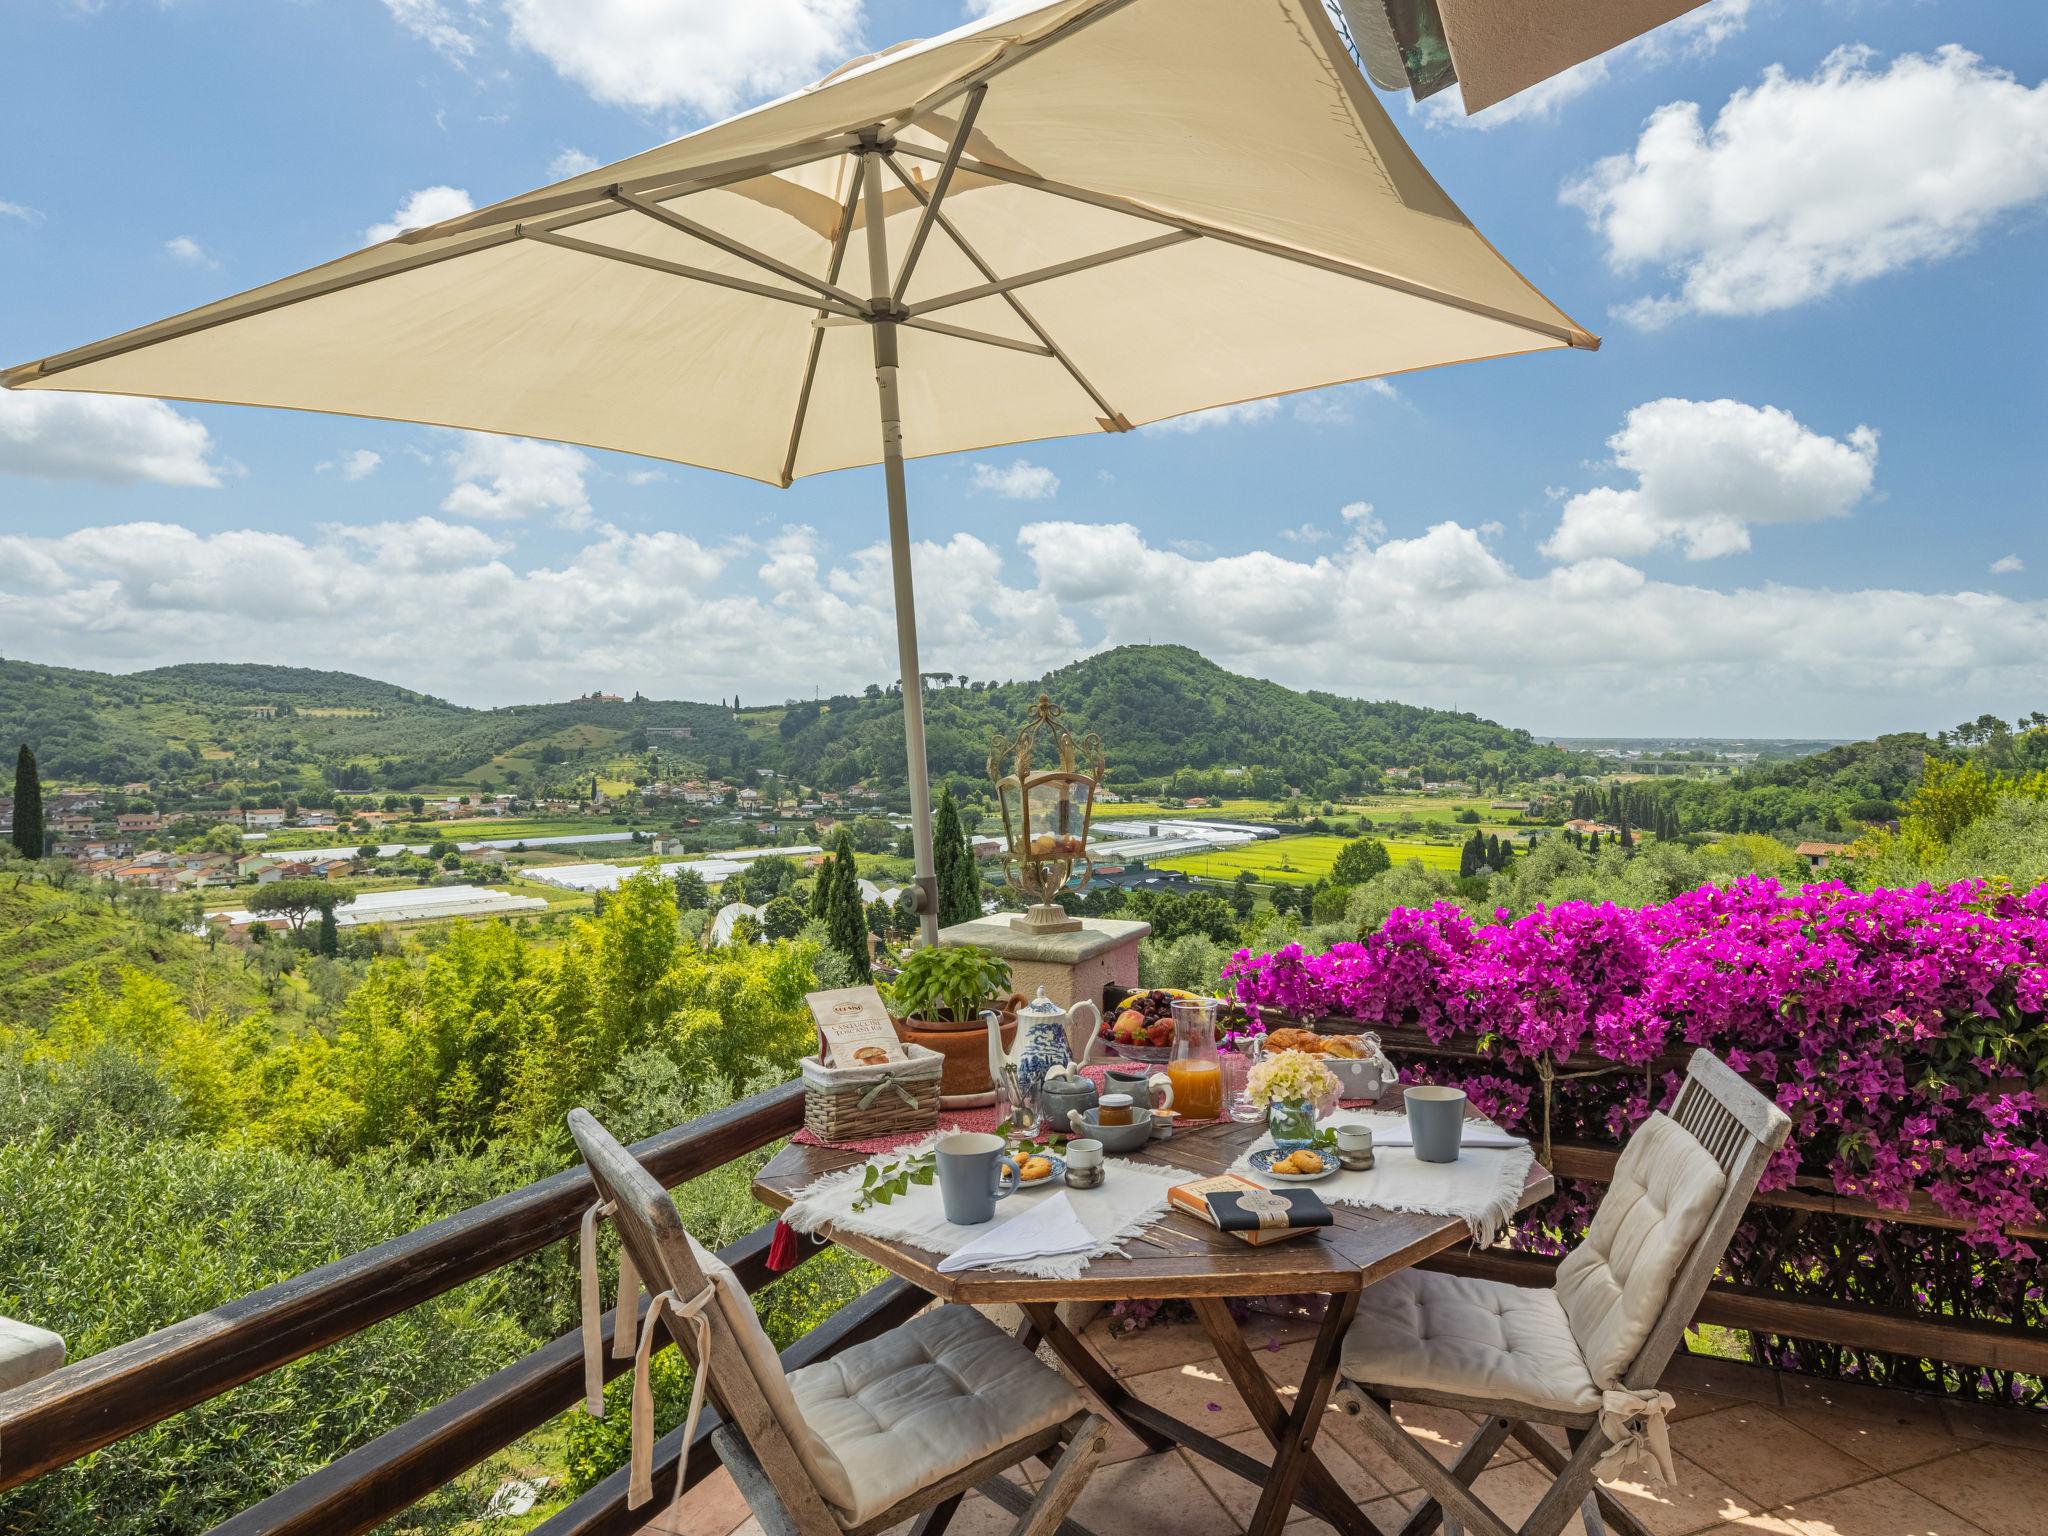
[2,0,1595,944]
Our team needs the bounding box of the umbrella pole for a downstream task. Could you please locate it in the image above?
[863,144,942,947]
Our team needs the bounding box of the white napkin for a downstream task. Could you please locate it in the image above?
[935,1190,1095,1274]
[1363,1115,1527,1150]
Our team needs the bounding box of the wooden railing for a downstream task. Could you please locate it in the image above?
[0,1080,907,1535]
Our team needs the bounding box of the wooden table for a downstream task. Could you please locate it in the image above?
[753,1102,1553,1536]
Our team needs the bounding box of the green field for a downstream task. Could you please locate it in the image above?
[1096,793,1531,832]
[1152,835,1461,884]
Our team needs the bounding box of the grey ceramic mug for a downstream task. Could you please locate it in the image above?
[935,1132,1021,1224]
[1406,1085,1468,1163]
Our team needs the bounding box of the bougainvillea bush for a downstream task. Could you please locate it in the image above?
[1225,877,2048,1401]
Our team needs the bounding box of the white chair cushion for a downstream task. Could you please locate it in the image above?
[1339,1269,1601,1415]
[1556,1112,1726,1389]
[789,1305,1083,1525]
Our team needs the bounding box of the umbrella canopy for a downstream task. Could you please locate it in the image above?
[4,0,1594,942]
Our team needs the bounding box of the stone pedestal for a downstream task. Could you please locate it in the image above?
[937,916,1150,1016]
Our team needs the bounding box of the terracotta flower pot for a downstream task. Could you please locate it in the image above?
[893,1008,1018,1101]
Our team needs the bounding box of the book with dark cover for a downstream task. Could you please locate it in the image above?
[1168,1172,1332,1246]
[1205,1186,1333,1235]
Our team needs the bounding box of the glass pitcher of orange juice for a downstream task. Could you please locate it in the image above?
[1166,998,1224,1121]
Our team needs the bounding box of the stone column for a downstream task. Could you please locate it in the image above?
[936,915,1150,1016]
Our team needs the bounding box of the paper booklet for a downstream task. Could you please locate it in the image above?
[1168,1172,1331,1246]
[807,985,910,1068]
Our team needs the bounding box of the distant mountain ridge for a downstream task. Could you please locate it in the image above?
[1,645,1581,791]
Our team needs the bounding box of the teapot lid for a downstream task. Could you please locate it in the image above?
[1018,985,1065,1017]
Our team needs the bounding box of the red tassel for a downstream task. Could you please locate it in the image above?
[766,1219,800,1273]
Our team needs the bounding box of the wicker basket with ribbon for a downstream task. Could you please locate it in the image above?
[800,1044,944,1143]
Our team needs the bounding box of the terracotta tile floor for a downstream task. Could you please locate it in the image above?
[663,1311,2044,1536]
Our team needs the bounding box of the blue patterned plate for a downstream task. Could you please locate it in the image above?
[1248,1147,1339,1183]
[1015,1153,1067,1188]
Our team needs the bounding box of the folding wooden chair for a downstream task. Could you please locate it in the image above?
[568,1108,1111,1536]
[1331,1050,1792,1536]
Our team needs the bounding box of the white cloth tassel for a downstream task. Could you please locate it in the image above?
[578,1200,646,1415]
[577,1200,610,1416]
[1596,1388,1679,1487]
[627,1285,716,1513]
[613,1244,641,1361]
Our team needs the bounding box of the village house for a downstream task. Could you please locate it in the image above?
[116,812,163,834]
[1564,818,1620,837]
[53,813,97,835]
[1795,840,1856,871]
[243,808,286,830]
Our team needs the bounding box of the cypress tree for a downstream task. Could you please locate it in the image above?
[316,906,340,957]
[825,830,870,979]
[932,789,979,927]
[11,745,43,860]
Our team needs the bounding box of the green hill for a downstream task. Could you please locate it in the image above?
[0,656,750,789]
[775,645,1581,792]
[1,645,1583,796]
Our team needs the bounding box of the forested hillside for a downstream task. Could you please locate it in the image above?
[3,646,1583,793]
[0,655,749,787]
[777,645,1585,791]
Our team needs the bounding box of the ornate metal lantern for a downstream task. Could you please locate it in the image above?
[987,693,1105,933]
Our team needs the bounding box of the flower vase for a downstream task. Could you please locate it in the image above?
[1266,1097,1319,1152]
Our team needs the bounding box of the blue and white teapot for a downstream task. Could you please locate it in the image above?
[986,986,1100,1126]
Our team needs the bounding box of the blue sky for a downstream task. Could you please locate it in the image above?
[1,0,2044,737]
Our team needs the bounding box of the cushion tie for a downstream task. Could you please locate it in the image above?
[628,1285,717,1512]
[577,1199,643,1416]
[1596,1387,1678,1487]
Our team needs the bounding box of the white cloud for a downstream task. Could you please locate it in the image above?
[381,0,479,63]
[1991,554,2025,576]
[316,449,383,482]
[163,235,219,269]
[440,433,593,526]
[330,517,512,572]
[1340,501,1387,543]
[0,392,228,488]
[969,458,1059,500]
[365,185,474,244]
[0,517,1075,708]
[505,0,864,117]
[0,200,42,224]
[1144,398,1282,434]
[549,147,599,180]
[1565,45,2048,325]
[1543,398,1878,563]
[8,512,2048,734]
[1420,0,1753,130]
[1277,523,1329,545]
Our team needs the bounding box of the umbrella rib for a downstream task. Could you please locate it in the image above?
[881,151,1129,430]
[890,82,985,307]
[519,227,868,319]
[610,189,867,312]
[895,317,1052,356]
[401,134,867,244]
[904,230,1198,317]
[780,154,868,487]
[891,143,1599,350]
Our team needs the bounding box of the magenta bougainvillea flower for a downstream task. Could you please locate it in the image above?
[1224,877,2048,1256]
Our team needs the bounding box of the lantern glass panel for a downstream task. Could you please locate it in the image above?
[998,779,1025,849]
[1024,777,1090,860]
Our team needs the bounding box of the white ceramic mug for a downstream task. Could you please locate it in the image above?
[1066,1138,1104,1170]
[1334,1121,1373,1153]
